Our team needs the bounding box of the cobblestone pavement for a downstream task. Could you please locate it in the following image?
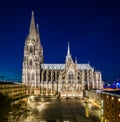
[23,97,100,122]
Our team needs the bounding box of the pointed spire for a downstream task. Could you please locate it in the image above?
[36,23,43,56]
[66,42,72,62]
[29,11,36,33]
[88,61,90,65]
[36,23,40,39]
[75,57,78,64]
[67,42,70,56]
[37,23,39,34]
[37,23,42,45]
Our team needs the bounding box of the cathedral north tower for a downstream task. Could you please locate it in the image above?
[22,11,43,87]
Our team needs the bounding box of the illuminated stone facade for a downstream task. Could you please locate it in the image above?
[101,91,120,122]
[0,82,26,101]
[22,12,103,97]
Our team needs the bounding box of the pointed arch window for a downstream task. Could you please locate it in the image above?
[28,73,30,81]
[68,71,74,80]
[32,73,34,80]
[29,45,34,54]
[29,60,32,67]
[30,46,32,53]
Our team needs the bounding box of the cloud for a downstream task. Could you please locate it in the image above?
[0,75,6,79]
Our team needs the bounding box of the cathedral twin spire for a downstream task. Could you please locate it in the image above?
[29,11,41,37]
[29,11,36,33]
[24,11,43,63]
[28,11,43,48]
[29,11,72,63]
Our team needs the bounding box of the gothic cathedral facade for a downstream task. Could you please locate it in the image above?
[22,12,103,98]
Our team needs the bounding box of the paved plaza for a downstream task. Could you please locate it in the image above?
[23,97,100,122]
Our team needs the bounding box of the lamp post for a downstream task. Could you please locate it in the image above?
[29,110,31,120]
[84,96,89,118]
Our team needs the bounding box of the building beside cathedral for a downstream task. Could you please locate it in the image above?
[22,12,103,98]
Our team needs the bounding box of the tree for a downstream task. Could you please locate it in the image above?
[9,101,29,122]
[0,93,29,122]
[0,93,12,121]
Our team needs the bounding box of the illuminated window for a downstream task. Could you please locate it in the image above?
[101,100,104,107]
[119,114,120,117]
[68,71,74,80]
[101,109,103,115]
[112,97,114,100]
[118,98,120,102]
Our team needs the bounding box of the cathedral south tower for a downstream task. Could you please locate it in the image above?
[22,11,43,90]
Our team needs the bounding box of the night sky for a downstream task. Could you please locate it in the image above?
[0,0,120,82]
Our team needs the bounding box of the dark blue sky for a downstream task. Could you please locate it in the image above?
[0,0,120,82]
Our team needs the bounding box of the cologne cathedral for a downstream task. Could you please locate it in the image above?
[22,12,103,97]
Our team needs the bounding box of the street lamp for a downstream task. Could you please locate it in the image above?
[84,96,89,118]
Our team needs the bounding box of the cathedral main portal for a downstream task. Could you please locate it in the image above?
[60,90,83,98]
[60,81,83,98]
